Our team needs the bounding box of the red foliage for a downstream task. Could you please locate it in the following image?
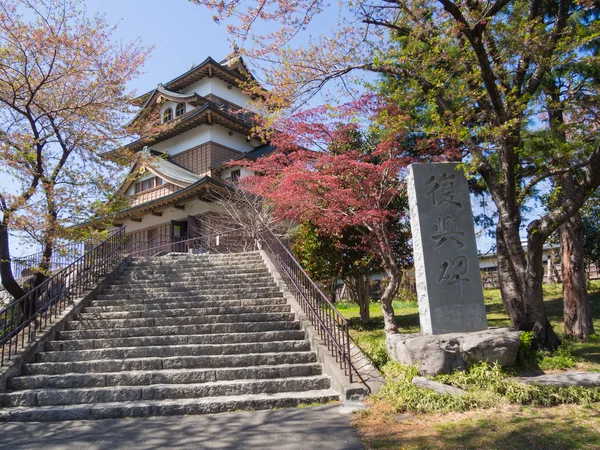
[242,95,421,238]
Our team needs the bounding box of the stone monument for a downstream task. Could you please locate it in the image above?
[407,162,488,334]
[386,163,521,376]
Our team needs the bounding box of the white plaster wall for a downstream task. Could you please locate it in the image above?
[180,78,259,113]
[180,78,212,97]
[151,125,257,156]
[152,128,211,155]
[122,199,214,234]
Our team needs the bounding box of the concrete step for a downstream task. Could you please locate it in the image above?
[23,351,317,375]
[57,321,301,340]
[0,376,331,408]
[37,340,311,362]
[88,292,284,306]
[45,330,307,352]
[65,313,297,330]
[0,389,340,422]
[78,304,291,320]
[84,298,288,312]
[9,363,323,390]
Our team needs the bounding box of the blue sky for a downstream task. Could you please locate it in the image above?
[87,0,234,96]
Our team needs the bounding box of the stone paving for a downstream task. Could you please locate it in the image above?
[0,404,363,450]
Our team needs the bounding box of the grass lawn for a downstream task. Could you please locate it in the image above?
[338,280,600,372]
[353,401,600,450]
[340,281,600,449]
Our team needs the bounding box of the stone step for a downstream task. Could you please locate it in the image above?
[57,321,301,340]
[131,252,262,263]
[64,313,297,331]
[84,298,288,312]
[123,262,268,271]
[130,257,264,266]
[95,285,282,299]
[89,292,284,306]
[37,340,311,362]
[101,282,277,294]
[117,268,271,280]
[45,330,307,352]
[9,363,323,390]
[0,389,340,422]
[23,351,317,375]
[78,304,291,320]
[94,289,284,302]
[0,376,331,408]
[111,274,274,285]
[108,277,275,288]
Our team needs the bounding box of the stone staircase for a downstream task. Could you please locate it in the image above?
[0,251,339,422]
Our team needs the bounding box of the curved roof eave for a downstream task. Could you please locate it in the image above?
[128,85,204,127]
[121,103,256,154]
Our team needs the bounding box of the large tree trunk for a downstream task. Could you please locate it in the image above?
[561,212,594,340]
[495,221,561,350]
[0,217,27,301]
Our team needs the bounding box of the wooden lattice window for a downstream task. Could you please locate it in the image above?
[175,103,185,117]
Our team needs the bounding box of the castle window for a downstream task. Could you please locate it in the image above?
[134,176,163,194]
[175,103,185,117]
[230,169,241,182]
[163,108,173,123]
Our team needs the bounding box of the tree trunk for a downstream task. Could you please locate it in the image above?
[495,221,561,350]
[32,242,53,288]
[0,218,27,301]
[356,273,370,324]
[380,270,399,333]
[561,212,594,340]
[375,225,400,334]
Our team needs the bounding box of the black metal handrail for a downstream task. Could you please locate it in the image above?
[125,228,258,257]
[10,242,86,279]
[258,226,369,390]
[0,227,127,367]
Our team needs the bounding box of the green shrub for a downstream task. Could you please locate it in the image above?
[516,331,536,368]
[537,345,578,370]
[375,363,502,414]
[376,361,600,414]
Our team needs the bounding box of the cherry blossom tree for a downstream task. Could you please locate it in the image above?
[0,0,149,301]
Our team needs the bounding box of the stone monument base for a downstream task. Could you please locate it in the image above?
[386,328,522,376]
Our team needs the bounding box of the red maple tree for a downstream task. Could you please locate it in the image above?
[242,95,442,333]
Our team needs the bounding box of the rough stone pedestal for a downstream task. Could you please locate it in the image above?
[386,328,522,376]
